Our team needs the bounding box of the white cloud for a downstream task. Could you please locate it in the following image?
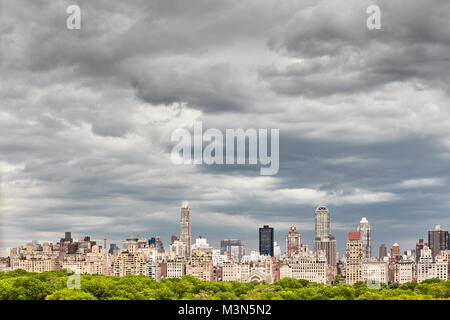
[396,178,446,188]
[271,188,399,205]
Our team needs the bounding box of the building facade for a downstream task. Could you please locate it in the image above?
[315,206,330,239]
[259,225,274,257]
[113,245,147,277]
[281,252,329,284]
[220,239,242,255]
[166,260,185,278]
[417,246,434,283]
[147,258,161,280]
[314,206,337,271]
[393,260,414,284]
[379,244,387,260]
[286,226,301,258]
[10,243,60,273]
[221,261,250,282]
[362,259,387,285]
[428,225,449,259]
[314,236,337,268]
[345,232,363,285]
[357,217,372,258]
[186,249,213,281]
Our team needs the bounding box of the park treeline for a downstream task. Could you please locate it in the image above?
[1,269,450,300]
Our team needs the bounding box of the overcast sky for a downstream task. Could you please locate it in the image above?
[1,0,450,256]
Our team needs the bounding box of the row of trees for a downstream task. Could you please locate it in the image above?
[1,269,450,300]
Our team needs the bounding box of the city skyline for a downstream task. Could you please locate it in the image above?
[3,201,449,287]
[3,200,449,289]
[2,202,447,260]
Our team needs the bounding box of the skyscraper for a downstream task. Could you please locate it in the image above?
[180,201,191,259]
[379,244,387,260]
[417,245,435,283]
[314,206,337,268]
[286,226,301,257]
[386,243,401,282]
[357,217,372,258]
[315,206,330,239]
[428,225,449,259]
[345,232,363,285]
[273,242,281,259]
[315,236,337,267]
[259,225,274,256]
[415,239,425,263]
[387,242,400,283]
[391,243,401,260]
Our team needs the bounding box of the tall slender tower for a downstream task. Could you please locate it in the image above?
[259,225,274,256]
[428,225,449,259]
[315,206,330,239]
[379,244,387,260]
[180,201,191,259]
[388,243,400,282]
[314,206,336,268]
[286,226,301,257]
[390,243,400,260]
[345,232,363,285]
[415,239,425,263]
[357,217,372,258]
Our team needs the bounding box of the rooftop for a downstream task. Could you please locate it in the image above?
[348,232,360,240]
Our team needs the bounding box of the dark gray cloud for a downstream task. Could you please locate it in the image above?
[1,0,450,256]
[263,0,450,97]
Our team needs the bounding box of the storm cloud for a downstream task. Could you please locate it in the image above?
[1,0,450,255]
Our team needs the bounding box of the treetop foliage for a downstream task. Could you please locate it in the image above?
[0,270,449,300]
